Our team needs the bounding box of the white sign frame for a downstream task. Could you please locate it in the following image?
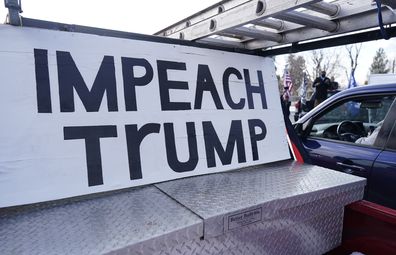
[0,25,290,207]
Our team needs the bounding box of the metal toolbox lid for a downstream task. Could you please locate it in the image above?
[0,186,203,254]
[156,160,366,238]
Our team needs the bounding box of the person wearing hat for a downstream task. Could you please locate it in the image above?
[312,71,331,107]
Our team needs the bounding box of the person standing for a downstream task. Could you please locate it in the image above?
[281,67,293,118]
[330,76,339,90]
[313,71,331,107]
[281,88,291,117]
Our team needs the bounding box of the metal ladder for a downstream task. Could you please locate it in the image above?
[155,0,396,53]
[3,0,396,53]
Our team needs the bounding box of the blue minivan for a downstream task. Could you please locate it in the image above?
[294,84,396,209]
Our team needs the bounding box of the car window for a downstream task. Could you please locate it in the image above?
[385,122,396,150]
[308,95,395,145]
[383,98,396,150]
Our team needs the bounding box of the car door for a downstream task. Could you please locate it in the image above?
[303,138,381,179]
[369,102,396,209]
[301,95,395,181]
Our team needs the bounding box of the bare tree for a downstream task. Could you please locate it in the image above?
[310,50,324,79]
[344,43,362,80]
[308,48,341,80]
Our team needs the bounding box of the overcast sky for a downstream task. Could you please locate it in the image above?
[1,0,395,85]
[1,0,219,34]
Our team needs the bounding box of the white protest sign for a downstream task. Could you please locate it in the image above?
[0,25,290,207]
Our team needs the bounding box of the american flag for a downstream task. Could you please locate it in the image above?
[283,68,293,92]
[283,68,293,101]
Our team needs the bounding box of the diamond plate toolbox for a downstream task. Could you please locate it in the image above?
[1,161,366,254]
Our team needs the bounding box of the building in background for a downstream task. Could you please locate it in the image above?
[368,73,396,85]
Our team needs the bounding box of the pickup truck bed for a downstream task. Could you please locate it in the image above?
[0,160,365,255]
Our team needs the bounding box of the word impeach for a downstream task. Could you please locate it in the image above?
[34,49,268,187]
[35,50,267,113]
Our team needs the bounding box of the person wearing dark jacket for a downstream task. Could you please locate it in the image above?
[313,71,331,107]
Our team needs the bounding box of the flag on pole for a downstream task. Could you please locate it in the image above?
[347,69,359,116]
[298,72,308,104]
[348,69,358,89]
[283,67,293,101]
[283,68,293,92]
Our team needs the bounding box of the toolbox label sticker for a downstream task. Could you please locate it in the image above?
[228,208,262,230]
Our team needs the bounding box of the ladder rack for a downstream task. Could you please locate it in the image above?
[155,0,396,52]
